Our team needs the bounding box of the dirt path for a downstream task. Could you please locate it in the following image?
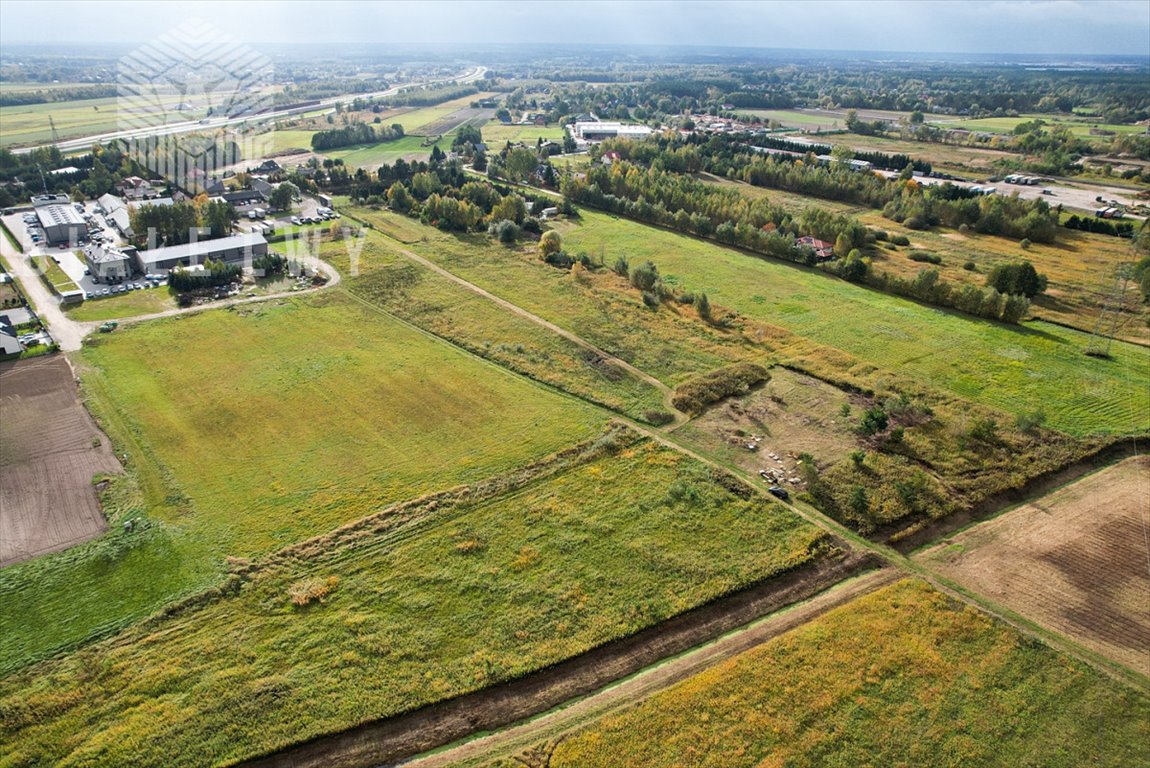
[399,568,899,768]
[379,236,687,424]
[238,550,881,768]
[106,254,340,328]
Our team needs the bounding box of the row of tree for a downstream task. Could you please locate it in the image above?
[311,122,403,151]
[129,196,236,248]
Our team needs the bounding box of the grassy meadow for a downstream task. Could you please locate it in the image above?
[548,211,1149,437]
[64,286,177,321]
[0,290,606,670]
[0,437,826,767]
[347,207,756,388]
[509,579,1150,768]
[318,223,669,421]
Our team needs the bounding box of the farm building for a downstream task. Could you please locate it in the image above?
[572,121,653,141]
[31,194,86,245]
[83,244,134,283]
[134,232,268,274]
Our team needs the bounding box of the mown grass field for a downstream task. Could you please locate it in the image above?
[481,121,567,145]
[320,221,668,421]
[0,290,606,670]
[0,90,193,147]
[325,134,443,167]
[939,114,1147,137]
[64,286,176,321]
[704,175,1149,343]
[548,211,1150,436]
[508,578,1150,768]
[347,207,755,388]
[0,437,825,767]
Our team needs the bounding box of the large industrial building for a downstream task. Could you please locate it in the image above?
[31,194,86,245]
[572,121,654,141]
[135,232,269,274]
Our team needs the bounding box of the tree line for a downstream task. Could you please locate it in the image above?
[311,122,404,151]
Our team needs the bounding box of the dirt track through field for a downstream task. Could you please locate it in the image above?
[920,455,1150,677]
[0,356,121,565]
[238,549,881,768]
[399,568,899,768]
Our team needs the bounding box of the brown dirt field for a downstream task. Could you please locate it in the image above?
[919,455,1150,677]
[671,367,863,491]
[0,355,121,566]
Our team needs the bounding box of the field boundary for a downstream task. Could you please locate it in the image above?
[895,435,1144,552]
[237,548,881,768]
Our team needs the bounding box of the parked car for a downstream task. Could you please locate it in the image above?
[767,486,790,502]
[291,216,301,225]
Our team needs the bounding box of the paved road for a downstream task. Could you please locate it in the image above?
[11,67,486,155]
[0,227,89,351]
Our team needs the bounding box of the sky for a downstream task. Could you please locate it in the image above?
[0,0,1148,56]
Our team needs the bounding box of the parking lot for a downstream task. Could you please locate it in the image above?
[2,204,159,301]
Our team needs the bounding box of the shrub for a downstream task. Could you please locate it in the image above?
[891,234,911,246]
[986,261,1047,297]
[858,406,889,436]
[489,219,520,244]
[963,260,977,271]
[641,290,660,309]
[908,251,942,264]
[671,363,770,414]
[539,230,562,258]
[612,255,630,277]
[629,260,660,292]
[643,409,675,426]
[695,292,711,321]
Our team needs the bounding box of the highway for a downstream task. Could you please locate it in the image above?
[11,66,486,155]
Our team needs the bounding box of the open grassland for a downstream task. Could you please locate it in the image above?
[498,579,1150,768]
[921,456,1150,677]
[325,134,442,167]
[548,211,1149,436]
[64,286,176,322]
[319,223,668,421]
[390,94,497,135]
[0,291,604,670]
[0,89,192,147]
[481,121,567,145]
[704,176,1149,343]
[939,114,1147,138]
[267,129,320,153]
[348,207,755,388]
[0,435,826,767]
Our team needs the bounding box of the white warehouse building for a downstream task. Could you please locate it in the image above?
[572,121,654,141]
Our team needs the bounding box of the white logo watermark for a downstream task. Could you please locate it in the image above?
[117,19,274,193]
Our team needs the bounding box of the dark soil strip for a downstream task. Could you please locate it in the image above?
[237,547,882,768]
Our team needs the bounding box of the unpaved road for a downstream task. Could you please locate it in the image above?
[369,231,687,424]
[239,550,881,768]
[399,568,898,768]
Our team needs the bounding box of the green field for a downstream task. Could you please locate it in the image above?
[64,287,176,321]
[938,114,1147,138]
[0,89,193,148]
[0,437,824,767]
[341,207,1147,436]
[508,579,1150,768]
[321,220,669,421]
[326,134,442,167]
[481,121,567,146]
[0,290,606,670]
[548,212,1150,437]
[345,207,754,388]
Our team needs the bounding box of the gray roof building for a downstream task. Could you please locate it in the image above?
[135,232,268,274]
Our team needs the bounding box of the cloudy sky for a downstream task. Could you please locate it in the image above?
[1,0,1148,55]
